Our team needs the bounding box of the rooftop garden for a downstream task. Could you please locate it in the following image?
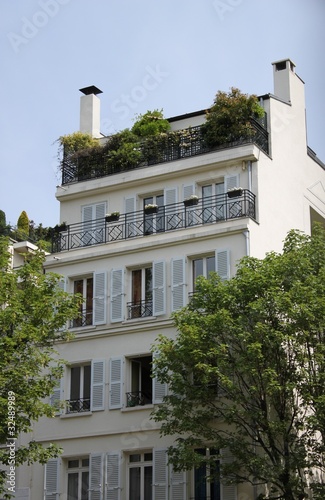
[59,89,268,185]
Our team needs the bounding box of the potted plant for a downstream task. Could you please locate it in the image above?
[54,222,68,233]
[184,194,199,207]
[227,187,243,198]
[144,204,159,215]
[105,212,120,223]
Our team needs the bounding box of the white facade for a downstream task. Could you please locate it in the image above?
[14,59,325,500]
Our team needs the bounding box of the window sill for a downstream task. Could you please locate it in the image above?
[122,316,157,325]
[121,404,154,413]
[60,411,93,419]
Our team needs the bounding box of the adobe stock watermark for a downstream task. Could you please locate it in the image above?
[7,0,73,54]
[7,391,16,495]
[213,0,243,21]
[100,64,170,135]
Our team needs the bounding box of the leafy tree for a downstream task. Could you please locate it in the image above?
[201,87,265,148]
[131,109,171,137]
[152,225,325,500]
[0,211,10,237]
[58,131,99,157]
[0,237,82,498]
[16,211,29,239]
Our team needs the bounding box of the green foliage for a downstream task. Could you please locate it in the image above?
[58,131,99,157]
[102,129,142,171]
[0,237,82,497]
[16,211,29,239]
[0,211,10,237]
[201,87,265,148]
[131,109,171,137]
[153,225,325,499]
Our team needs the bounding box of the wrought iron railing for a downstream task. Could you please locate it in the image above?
[51,190,256,253]
[61,120,268,185]
[66,398,91,413]
[70,310,93,328]
[127,300,153,319]
[126,391,152,407]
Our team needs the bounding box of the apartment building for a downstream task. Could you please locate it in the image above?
[14,59,325,500]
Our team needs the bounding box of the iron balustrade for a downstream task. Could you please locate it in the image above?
[61,120,268,185]
[66,398,91,413]
[127,300,153,319]
[126,391,152,407]
[70,310,93,328]
[51,190,256,253]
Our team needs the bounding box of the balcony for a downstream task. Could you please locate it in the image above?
[127,300,153,319]
[126,391,152,407]
[52,190,256,253]
[66,398,91,413]
[61,119,268,185]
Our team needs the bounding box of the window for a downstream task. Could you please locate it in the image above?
[73,277,93,327]
[67,364,91,413]
[202,183,225,223]
[143,195,164,234]
[81,202,106,246]
[194,449,220,500]
[127,356,152,407]
[128,452,153,500]
[67,457,89,500]
[128,267,153,319]
[193,255,215,290]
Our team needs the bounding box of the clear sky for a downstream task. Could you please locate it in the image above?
[1,0,324,229]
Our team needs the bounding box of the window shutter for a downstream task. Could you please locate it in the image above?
[93,271,107,325]
[164,187,178,230]
[91,360,105,411]
[110,269,124,323]
[171,467,186,500]
[220,448,237,500]
[216,182,226,219]
[105,452,121,500]
[216,249,230,281]
[153,352,167,404]
[109,357,123,409]
[153,448,168,500]
[89,454,103,500]
[153,260,166,316]
[164,187,178,206]
[56,276,66,331]
[50,378,62,415]
[44,458,59,500]
[171,257,186,311]
[182,184,194,200]
[225,175,239,191]
[124,196,137,237]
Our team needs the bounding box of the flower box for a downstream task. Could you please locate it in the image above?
[144,204,158,215]
[227,188,243,198]
[184,196,199,207]
[105,213,120,223]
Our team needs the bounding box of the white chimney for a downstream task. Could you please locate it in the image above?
[272,58,296,103]
[79,85,103,138]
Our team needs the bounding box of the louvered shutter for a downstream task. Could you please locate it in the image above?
[89,454,103,500]
[164,187,178,230]
[182,184,194,200]
[171,258,186,311]
[91,360,105,411]
[93,271,107,325]
[171,467,186,500]
[82,205,94,246]
[153,448,168,500]
[110,269,124,323]
[153,261,165,316]
[216,249,230,281]
[153,352,167,404]
[109,357,123,409]
[56,276,66,331]
[125,196,137,237]
[183,184,196,226]
[50,379,62,414]
[95,203,106,243]
[164,187,178,206]
[105,452,121,500]
[216,182,226,219]
[44,458,59,500]
[220,448,237,500]
[225,175,239,191]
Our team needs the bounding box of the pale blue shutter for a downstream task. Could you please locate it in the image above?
[95,202,106,243]
[225,175,239,191]
[110,269,124,323]
[93,271,107,325]
[91,360,105,411]
[44,458,59,500]
[164,187,178,206]
[105,452,121,500]
[50,379,62,414]
[216,182,226,219]
[153,352,167,404]
[216,249,230,281]
[82,205,94,246]
[171,467,187,500]
[220,448,237,500]
[171,257,186,311]
[125,196,137,237]
[153,448,168,500]
[109,357,123,409]
[153,261,166,316]
[182,184,194,200]
[164,187,178,230]
[89,454,103,500]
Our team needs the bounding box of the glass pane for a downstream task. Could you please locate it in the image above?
[82,458,89,467]
[86,278,93,325]
[70,367,81,400]
[81,471,89,500]
[129,454,141,463]
[144,466,153,500]
[83,365,91,400]
[206,256,215,277]
[132,270,142,303]
[68,460,79,469]
[195,463,207,500]
[145,268,152,301]
[67,472,79,500]
[193,259,203,289]
[144,197,153,208]
[131,361,140,393]
[144,453,153,462]
[129,467,141,500]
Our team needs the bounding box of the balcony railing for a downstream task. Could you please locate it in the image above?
[126,391,152,407]
[127,300,153,319]
[52,190,256,253]
[66,398,91,413]
[70,310,93,328]
[61,120,268,185]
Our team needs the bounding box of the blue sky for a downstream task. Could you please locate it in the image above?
[1,0,324,228]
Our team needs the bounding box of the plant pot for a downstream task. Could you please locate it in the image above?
[227,189,243,198]
[55,223,68,233]
[184,198,199,207]
[105,214,119,223]
[144,207,158,215]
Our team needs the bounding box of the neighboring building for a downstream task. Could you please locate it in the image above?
[15,59,325,500]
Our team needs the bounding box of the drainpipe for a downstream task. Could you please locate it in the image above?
[243,229,250,256]
[247,160,252,192]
